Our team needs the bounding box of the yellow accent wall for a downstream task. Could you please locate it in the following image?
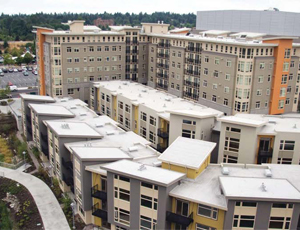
[134,105,139,134]
[161,154,210,179]
[92,172,103,227]
[112,96,117,121]
[171,198,225,230]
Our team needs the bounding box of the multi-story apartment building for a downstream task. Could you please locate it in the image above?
[20,94,300,230]
[216,113,300,165]
[92,80,223,152]
[34,20,300,115]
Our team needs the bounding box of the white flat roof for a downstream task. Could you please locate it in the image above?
[169,27,191,33]
[218,116,267,127]
[102,159,185,186]
[71,147,131,161]
[94,81,223,118]
[45,121,102,138]
[202,30,231,35]
[85,164,108,175]
[167,109,219,119]
[220,177,300,202]
[230,32,267,38]
[158,137,216,170]
[29,104,75,117]
[169,164,300,210]
[20,94,55,102]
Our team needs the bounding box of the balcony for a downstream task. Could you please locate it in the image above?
[132,40,138,44]
[62,157,73,172]
[92,203,107,220]
[157,73,164,78]
[156,83,168,90]
[258,148,273,158]
[184,81,200,88]
[130,68,138,72]
[131,59,138,63]
[186,46,195,52]
[185,69,194,75]
[157,143,168,153]
[125,40,131,45]
[91,185,107,201]
[184,92,199,100]
[26,114,31,123]
[131,50,139,54]
[62,174,73,187]
[157,63,164,68]
[166,211,193,228]
[163,64,169,69]
[42,145,49,157]
[157,128,169,139]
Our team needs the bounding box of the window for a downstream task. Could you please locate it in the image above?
[212,84,217,90]
[141,195,158,210]
[106,95,110,102]
[67,58,72,63]
[125,118,130,129]
[196,224,216,230]
[279,140,295,151]
[278,100,284,109]
[198,204,218,220]
[235,201,257,207]
[118,114,123,124]
[183,120,196,125]
[284,49,291,58]
[114,207,130,226]
[118,101,123,109]
[204,56,209,63]
[259,62,265,69]
[269,217,291,229]
[140,127,146,138]
[283,62,289,72]
[224,87,229,93]
[213,70,219,78]
[125,104,130,113]
[256,100,262,109]
[182,129,195,139]
[224,98,228,106]
[203,80,207,87]
[257,89,262,96]
[202,92,206,99]
[149,131,156,144]
[226,60,232,67]
[150,116,156,126]
[105,46,109,51]
[204,68,208,75]
[225,73,230,80]
[281,75,288,84]
[66,47,71,52]
[290,61,295,68]
[280,88,286,97]
[89,46,94,52]
[140,216,157,230]
[233,215,255,228]
[67,88,74,95]
[258,75,264,83]
[214,58,220,65]
[212,95,216,102]
[224,137,240,152]
[141,112,147,121]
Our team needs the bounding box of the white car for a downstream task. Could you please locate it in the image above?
[9,85,18,92]
[13,68,18,72]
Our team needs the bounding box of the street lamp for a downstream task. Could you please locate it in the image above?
[22,151,26,172]
[70,202,75,229]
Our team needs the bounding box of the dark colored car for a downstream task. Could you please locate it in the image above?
[2,68,8,73]
[18,68,22,72]
[8,68,13,73]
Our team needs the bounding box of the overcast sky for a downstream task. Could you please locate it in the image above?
[1,0,300,15]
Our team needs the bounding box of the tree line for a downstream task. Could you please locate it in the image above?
[0,12,196,41]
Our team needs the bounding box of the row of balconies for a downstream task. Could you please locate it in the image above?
[184,80,200,88]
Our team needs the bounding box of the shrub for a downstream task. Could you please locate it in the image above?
[0,101,8,106]
[7,99,13,103]
[0,201,13,230]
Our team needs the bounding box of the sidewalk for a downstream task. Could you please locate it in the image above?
[0,166,70,230]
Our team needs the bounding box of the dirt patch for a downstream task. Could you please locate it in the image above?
[0,177,44,229]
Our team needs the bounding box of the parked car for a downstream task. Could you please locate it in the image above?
[18,68,22,72]
[28,67,33,71]
[13,68,18,73]
[33,70,38,75]
[2,68,8,73]
[0,72,4,77]
[9,85,17,92]
[23,71,29,76]
[8,68,13,73]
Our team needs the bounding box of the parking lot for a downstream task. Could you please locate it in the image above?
[0,71,38,89]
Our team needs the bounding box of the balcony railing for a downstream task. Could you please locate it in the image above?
[157,143,168,153]
[156,83,168,90]
[185,69,194,75]
[62,173,73,186]
[42,145,49,157]
[185,58,201,65]
[91,185,107,201]
[258,148,273,158]
[62,157,73,172]
[157,128,169,139]
[92,203,108,220]
[166,211,193,228]
[184,80,200,88]
[186,46,195,52]
[184,92,199,100]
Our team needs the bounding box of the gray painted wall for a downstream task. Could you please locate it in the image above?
[197,10,300,36]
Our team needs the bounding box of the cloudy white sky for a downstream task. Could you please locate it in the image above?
[1,0,300,14]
